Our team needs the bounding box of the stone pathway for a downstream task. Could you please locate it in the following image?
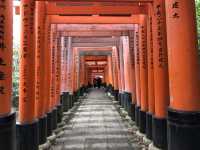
[51,89,146,150]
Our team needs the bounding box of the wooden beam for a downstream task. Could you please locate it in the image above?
[85,55,107,61]
[87,65,106,68]
[57,24,134,31]
[50,15,140,24]
[72,37,119,43]
[62,31,129,37]
[79,50,112,56]
[73,42,118,47]
[77,47,113,51]
[38,0,153,3]
[46,2,148,15]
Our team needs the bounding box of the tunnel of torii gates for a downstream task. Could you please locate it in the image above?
[1,0,200,150]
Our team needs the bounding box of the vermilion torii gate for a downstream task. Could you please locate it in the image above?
[1,0,200,150]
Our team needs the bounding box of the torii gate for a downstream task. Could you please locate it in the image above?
[0,1,200,150]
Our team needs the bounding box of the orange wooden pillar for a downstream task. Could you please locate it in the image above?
[79,56,85,87]
[50,25,58,130]
[17,0,39,149]
[72,48,77,105]
[58,33,67,113]
[61,37,67,94]
[151,0,169,148]
[55,33,63,124]
[115,47,122,103]
[112,47,119,101]
[79,56,86,96]
[50,26,56,110]
[61,36,69,112]
[129,31,137,118]
[122,36,136,118]
[111,52,118,91]
[138,15,148,134]
[55,33,61,106]
[60,37,64,95]
[104,64,108,85]
[87,66,90,86]
[107,55,114,94]
[60,36,65,99]
[85,64,89,87]
[104,67,107,85]
[72,48,78,103]
[83,61,87,87]
[134,24,141,127]
[63,38,68,93]
[119,37,125,107]
[123,35,135,120]
[71,49,75,94]
[66,37,73,110]
[146,3,155,140]
[87,67,91,86]
[165,1,200,149]
[44,15,53,136]
[35,1,47,145]
[0,0,16,149]
[107,55,113,86]
[72,48,79,96]
[114,54,119,92]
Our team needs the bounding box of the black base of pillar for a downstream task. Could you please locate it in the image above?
[110,86,114,96]
[123,92,127,110]
[112,88,115,96]
[73,92,77,103]
[69,94,73,108]
[167,108,200,150]
[139,109,146,134]
[38,115,47,145]
[62,92,69,112]
[74,91,78,101]
[130,103,135,121]
[0,113,16,150]
[118,93,122,105]
[16,120,39,150]
[124,92,132,115]
[72,94,75,106]
[80,86,85,96]
[67,93,72,110]
[114,90,119,101]
[135,105,140,127]
[52,108,58,130]
[121,93,125,108]
[107,84,114,94]
[47,111,53,137]
[152,116,167,149]
[68,94,71,109]
[146,112,152,140]
[57,104,63,123]
[78,87,81,97]
[76,89,80,98]
[60,94,64,105]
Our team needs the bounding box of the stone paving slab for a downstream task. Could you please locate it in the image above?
[51,89,143,150]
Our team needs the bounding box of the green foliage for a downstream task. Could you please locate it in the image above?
[196,0,200,34]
